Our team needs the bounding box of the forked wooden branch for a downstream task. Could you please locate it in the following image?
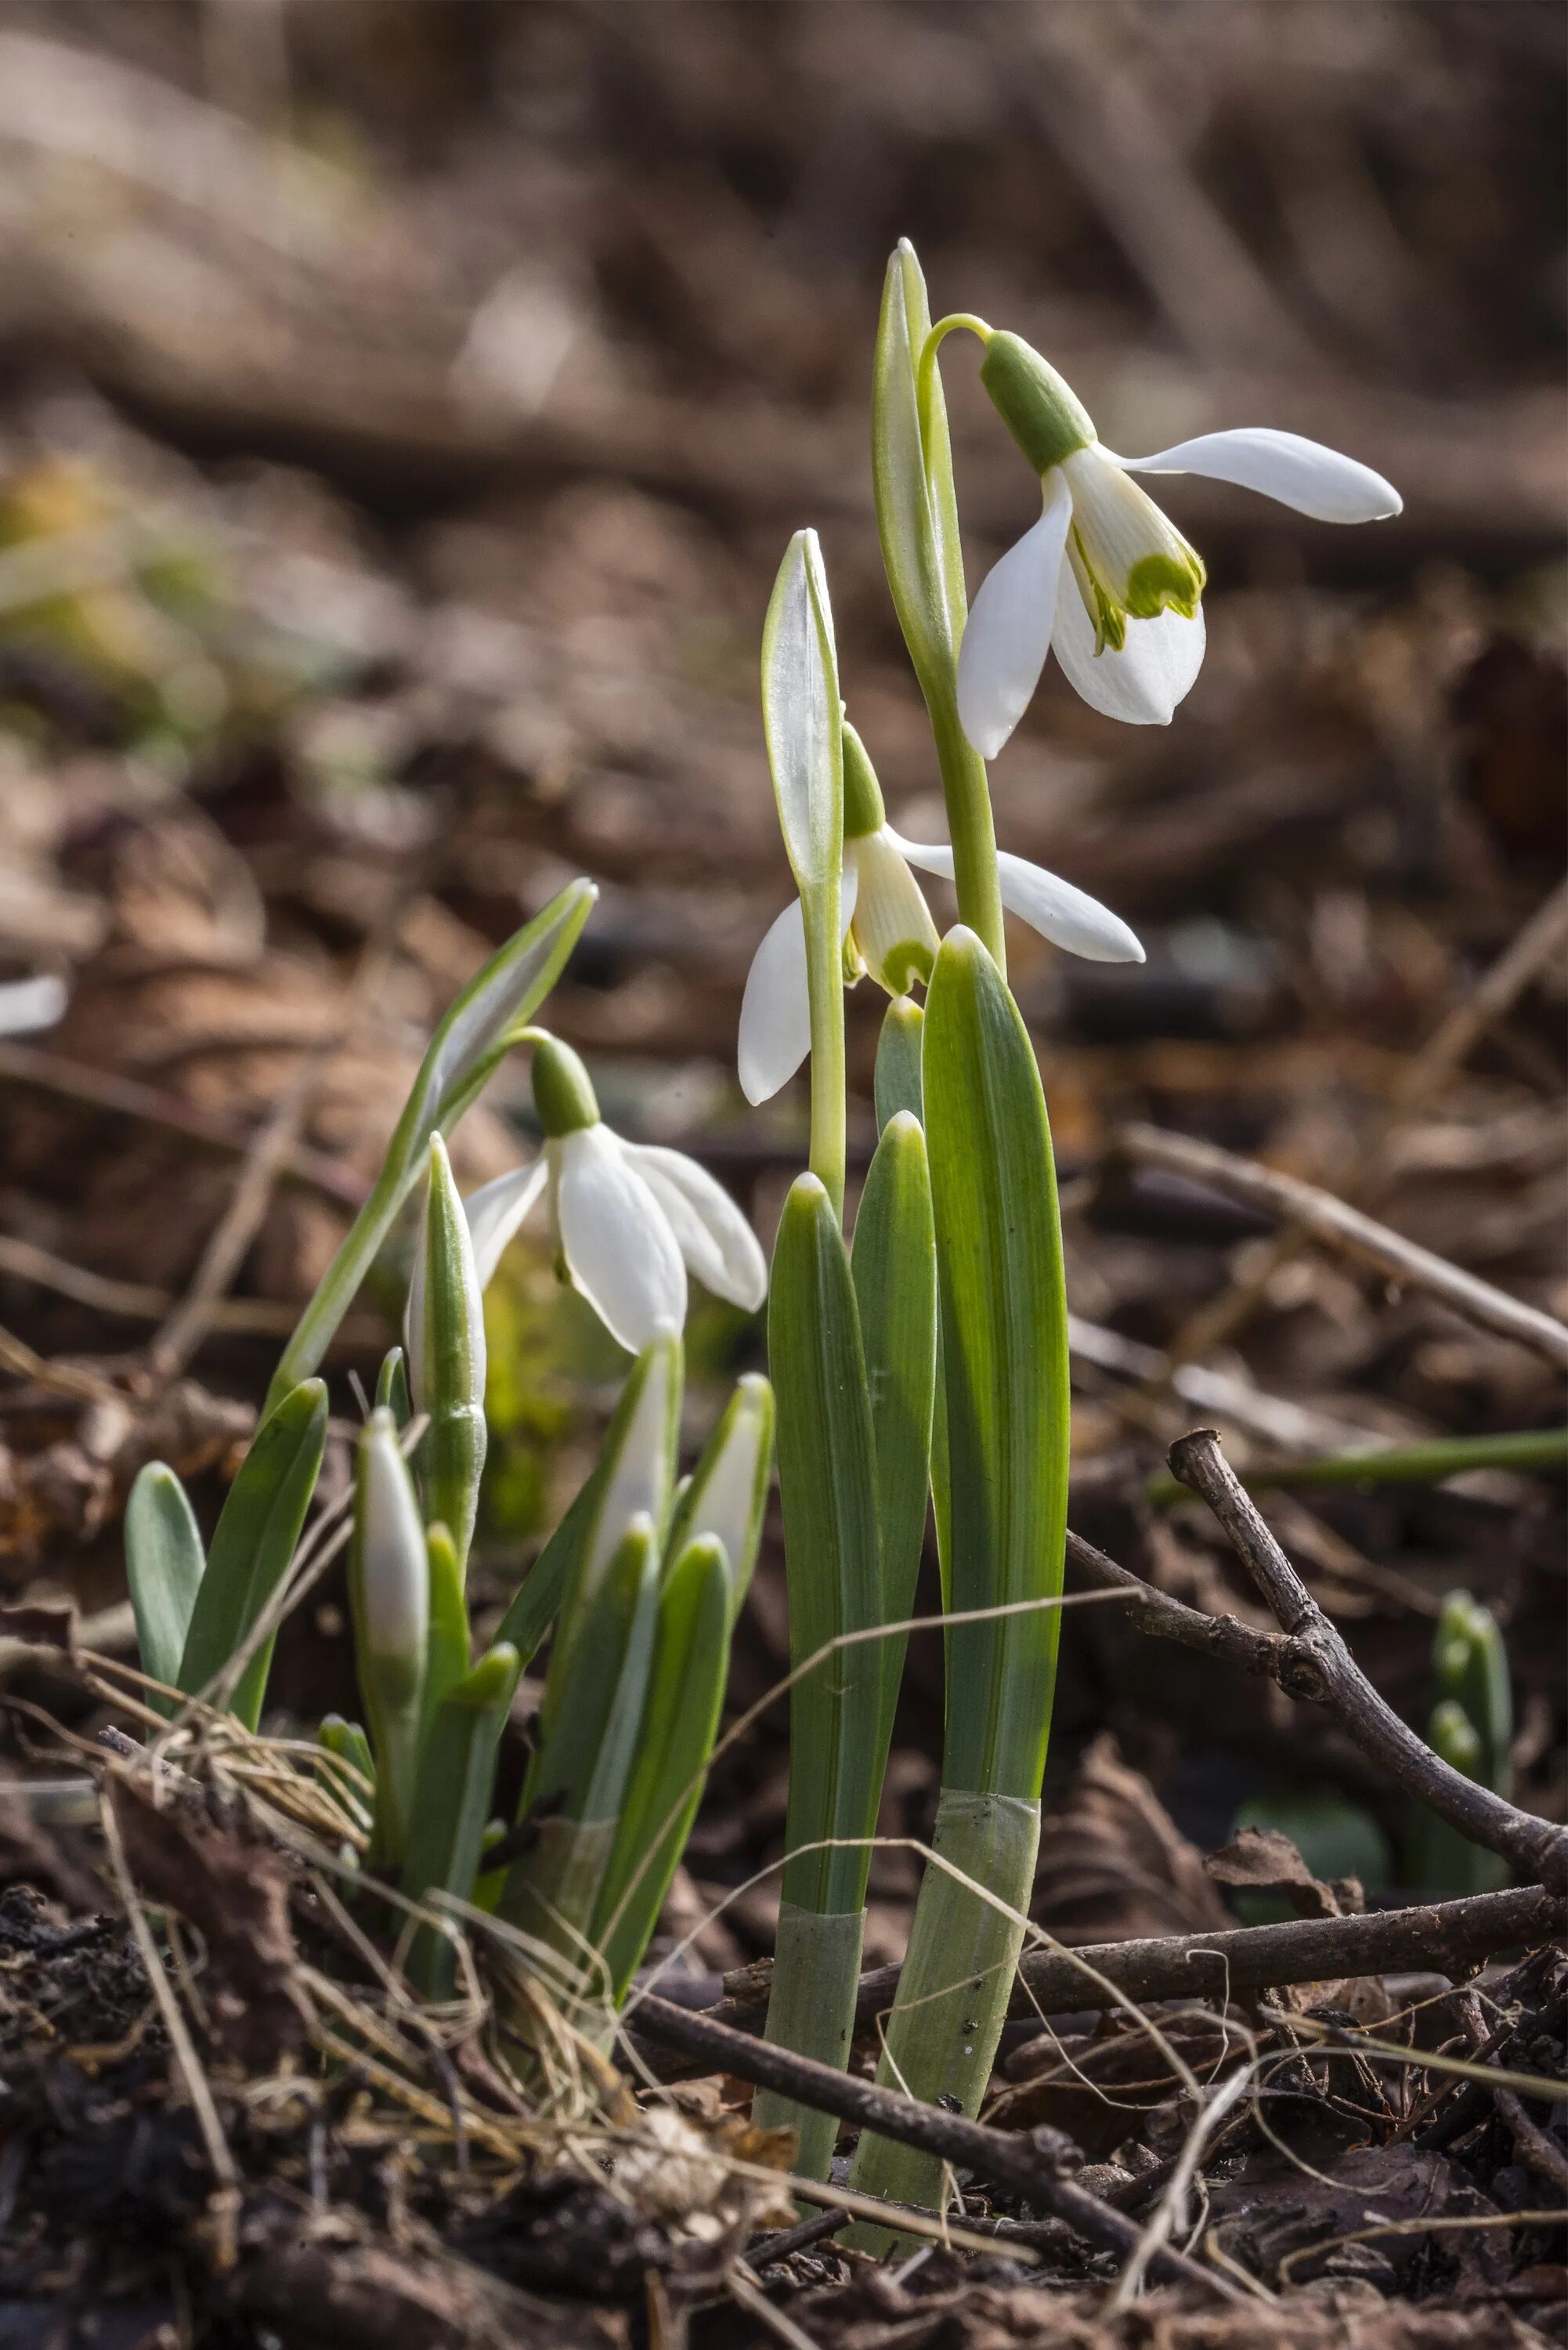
[1166,1429,1568,1895]
[631,1991,1238,2300]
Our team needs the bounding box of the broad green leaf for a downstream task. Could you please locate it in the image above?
[520,1515,659,1830]
[421,1522,472,1734]
[177,1379,328,1730]
[873,996,925,1130]
[403,1643,518,1998]
[266,878,594,1412]
[529,1337,681,1771]
[851,1110,936,1755]
[768,1174,883,1917]
[923,927,1069,1798]
[125,1463,204,1716]
[663,1373,774,1621]
[493,1474,595,1672]
[500,1517,659,1958]
[595,1534,729,1994]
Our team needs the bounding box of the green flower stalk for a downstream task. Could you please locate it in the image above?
[266,879,594,1412]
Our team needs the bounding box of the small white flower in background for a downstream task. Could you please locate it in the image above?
[957,330,1401,752]
[432,1035,766,1356]
[738,721,1143,1104]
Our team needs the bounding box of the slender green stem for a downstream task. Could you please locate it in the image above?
[1147,1425,1568,1507]
[927,679,1006,975]
[805,909,847,1220]
[915,314,992,461]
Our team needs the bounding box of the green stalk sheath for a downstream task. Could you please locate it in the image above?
[848,929,1070,2218]
[756,1905,867,2182]
[847,1791,1039,2245]
[421,1523,471,1731]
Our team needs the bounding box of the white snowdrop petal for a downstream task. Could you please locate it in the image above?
[956,471,1072,757]
[888,833,1143,964]
[737,898,811,1106]
[1114,428,1401,524]
[623,1144,768,1312]
[463,1159,548,1291]
[736,871,858,1105]
[1050,562,1205,725]
[555,1126,686,1352]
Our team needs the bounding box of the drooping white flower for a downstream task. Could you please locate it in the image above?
[435,1035,766,1355]
[957,331,1401,754]
[738,720,1143,1104]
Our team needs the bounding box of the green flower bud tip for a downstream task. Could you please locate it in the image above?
[532,1033,599,1137]
[979,332,1096,477]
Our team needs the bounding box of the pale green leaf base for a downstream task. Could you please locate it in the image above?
[753,1902,866,2184]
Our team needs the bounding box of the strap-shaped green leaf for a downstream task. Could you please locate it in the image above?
[769,1173,883,1918]
[177,1379,328,1730]
[266,878,594,1412]
[851,1109,936,1755]
[519,1515,659,1831]
[594,1533,729,1994]
[125,1463,204,1716]
[923,927,1069,1797]
[318,1713,375,1829]
[873,995,925,1130]
[663,1373,774,1621]
[493,1473,594,1672]
[529,1337,681,1777]
[403,1642,518,1998]
[421,1522,472,1734]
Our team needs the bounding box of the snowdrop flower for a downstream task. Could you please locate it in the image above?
[439,1035,766,1355]
[957,329,1401,752]
[738,721,1143,1104]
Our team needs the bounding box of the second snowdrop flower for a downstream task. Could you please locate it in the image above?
[955,327,1401,750]
[738,722,1143,1104]
[443,1036,766,1357]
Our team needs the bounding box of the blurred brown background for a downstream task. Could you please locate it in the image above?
[0,1,1562,1944]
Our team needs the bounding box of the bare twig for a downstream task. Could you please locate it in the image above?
[1167,1430,1568,1892]
[0,1231,348,1338]
[1120,1126,1568,1369]
[630,1992,1238,2301]
[639,1886,1566,2078]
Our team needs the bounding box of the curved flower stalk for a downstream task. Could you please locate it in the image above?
[739,721,1143,1104]
[430,1033,765,1356]
[947,326,1401,750]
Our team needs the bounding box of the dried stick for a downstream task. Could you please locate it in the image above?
[630,1992,1237,2301]
[1120,1126,1568,1370]
[637,1886,1566,2080]
[1167,1430,1568,1892]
